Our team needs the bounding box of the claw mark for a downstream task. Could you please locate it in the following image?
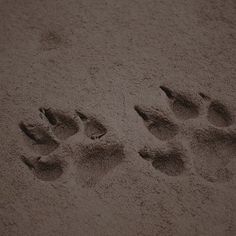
[160,86,174,99]
[40,107,79,140]
[19,122,41,143]
[139,149,186,176]
[160,86,200,120]
[21,155,63,181]
[199,92,210,100]
[135,105,178,141]
[39,108,57,125]
[76,111,88,122]
[76,111,107,140]
[21,155,35,170]
[207,101,233,127]
[19,120,59,155]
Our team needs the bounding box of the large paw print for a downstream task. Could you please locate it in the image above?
[19,107,123,184]
[135,86,236,184]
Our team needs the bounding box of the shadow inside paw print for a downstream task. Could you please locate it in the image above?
[19,107,110,182]
[21,155,63,181]
[134,105,179,141]
[160,86,200,120]
[206,100,233,128]
[39,107,79,140]
[19,108,79,156]
[76,110,107,140]
[139,148,187,176]
[136,86,235,183]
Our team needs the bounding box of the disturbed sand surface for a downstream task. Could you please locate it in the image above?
[0,0,236,235]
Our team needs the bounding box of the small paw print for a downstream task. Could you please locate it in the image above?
[135,86,236,184]
[19,106,124,184]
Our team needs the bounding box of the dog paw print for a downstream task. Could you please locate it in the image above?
[135,86,236,183]
[18,107,122,183]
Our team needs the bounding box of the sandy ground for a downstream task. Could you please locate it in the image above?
[0,0,236,235]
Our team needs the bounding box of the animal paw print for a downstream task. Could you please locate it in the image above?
[19,107,112,182]
[135,86,236,183]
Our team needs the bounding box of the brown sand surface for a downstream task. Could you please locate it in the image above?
[0,0,236,235]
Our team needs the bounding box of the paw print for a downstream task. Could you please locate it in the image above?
[135,86,236,183]
[19,107,124,184]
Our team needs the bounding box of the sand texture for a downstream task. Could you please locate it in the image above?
[0,0,236,235]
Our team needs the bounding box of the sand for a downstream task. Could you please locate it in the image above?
[0,0,236,235]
